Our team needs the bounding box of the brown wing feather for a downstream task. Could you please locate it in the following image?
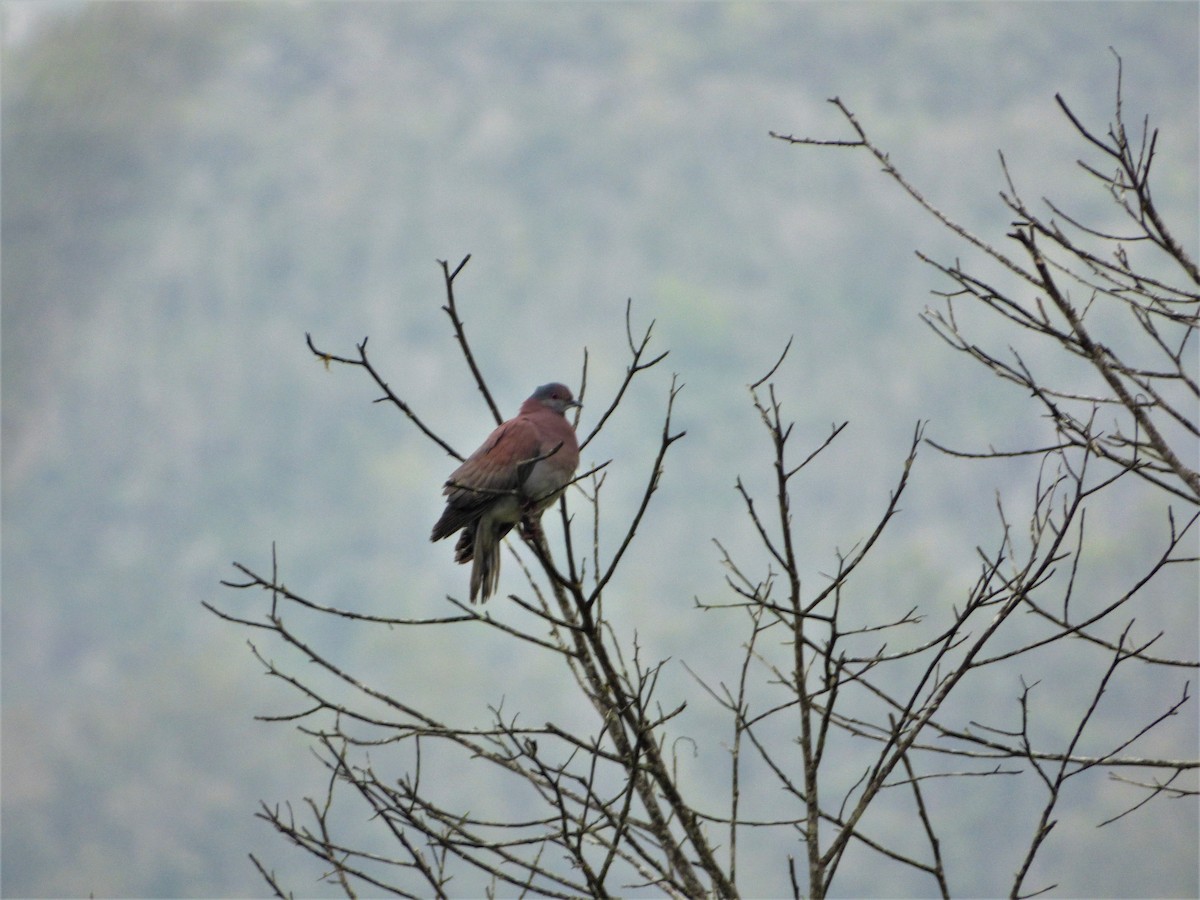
[430,417,542,541]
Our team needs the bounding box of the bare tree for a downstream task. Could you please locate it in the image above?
[209,60,1197,898]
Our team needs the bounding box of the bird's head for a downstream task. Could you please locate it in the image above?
[531,382,582,414]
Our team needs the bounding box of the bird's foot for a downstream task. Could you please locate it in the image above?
[520,515,545,543]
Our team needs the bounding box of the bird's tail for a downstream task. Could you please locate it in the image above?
[469,524,502,603]
[454,527,474,563]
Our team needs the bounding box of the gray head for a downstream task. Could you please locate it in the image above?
[530,382,581,414]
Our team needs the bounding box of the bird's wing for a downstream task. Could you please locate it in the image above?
[431,417,538,542]
[443,416,543,506]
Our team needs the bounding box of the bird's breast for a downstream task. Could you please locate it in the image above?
[521,456,574,506]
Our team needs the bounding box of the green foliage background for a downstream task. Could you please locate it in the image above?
[2,2,1196,896]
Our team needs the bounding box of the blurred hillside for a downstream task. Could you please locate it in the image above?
[2,2,1197,897]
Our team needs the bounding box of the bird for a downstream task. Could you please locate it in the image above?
[431,383,581,602]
